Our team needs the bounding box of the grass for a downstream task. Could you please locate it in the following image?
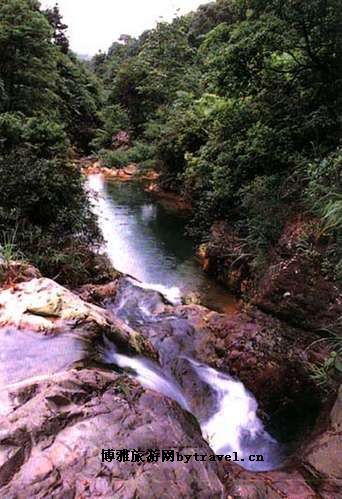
[307,322,342,388]
[320,193,342,235]
[0,226,23,264]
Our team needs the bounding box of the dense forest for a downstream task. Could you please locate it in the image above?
[92,0,341,286]
[0,0,105,283]
[1,0,341,288]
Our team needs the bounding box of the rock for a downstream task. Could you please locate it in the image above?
[123,164,137,176]
[172,306,323,429]
[221,463,318,498]
[254,253,342,330]
[111,279,323,432]
[0,278,109,331]
[254,216,342,330]
[302,385,342,497]
[0,368,225,498]
[0,364,334,497]
[0,278,154,358]
[197,222,251,295]
[76,280,119,306]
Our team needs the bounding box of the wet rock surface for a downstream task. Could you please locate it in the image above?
[0,271,340,498]
[111,278,323,424]
[1,365,335,499]
[0,278,154,358]
[0,369,225,498]
[301,385,342,498]
[197,221,251,295]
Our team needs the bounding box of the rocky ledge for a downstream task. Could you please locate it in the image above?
[198,218,342,332]
[0,368,224,497]
[0,271,340,498]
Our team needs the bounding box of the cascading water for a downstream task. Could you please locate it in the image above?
[188,359,283,471]
[102,336,190,412]
[101,333,283,472]
[87,173,284,472]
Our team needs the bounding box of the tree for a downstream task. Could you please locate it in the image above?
[0,0,102,284]
[0,0,58,114]
[56,52,103,152]
[44,3,69,53]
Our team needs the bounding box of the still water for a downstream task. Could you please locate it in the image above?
[87,174,238,312]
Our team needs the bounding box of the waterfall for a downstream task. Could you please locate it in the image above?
[101,336,283,472]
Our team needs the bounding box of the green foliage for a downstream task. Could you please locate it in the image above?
[305,149,342,282]
[0,0,58,114]
[56,52,103,152]
[0,226,23,264]
[100,149,131,168]
[0,0,102,283]
[308,351,340,388]
[94,0,341,277]
[321,194,342,234]
[237,175,289,271]
[91,105,129,150]
[100,141,156,169]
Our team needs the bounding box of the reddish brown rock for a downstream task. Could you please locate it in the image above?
[171,305,323,422]
[111,278,324,422]
[197,221,251,295]
[221,463,318,498]
[0,369,225,498]
[254,217,342,330]
[301,385,342,498]
[76,280,119,306]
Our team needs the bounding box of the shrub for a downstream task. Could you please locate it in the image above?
[99,141,156,169]
[0,149,101,285]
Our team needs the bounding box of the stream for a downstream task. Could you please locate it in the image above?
[0,174,285,473]
[87,174,285,472]
[87,174,238,313]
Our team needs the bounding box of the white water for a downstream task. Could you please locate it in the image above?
[87,174,282,471]
[129,279,182,306]
[102,336,190,412]
[189,359,281,471]
[102,337,282,471]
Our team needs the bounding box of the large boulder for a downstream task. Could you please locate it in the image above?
[0,368,225,498]
[197,221,251,295]
[301,385,342,497]
[0,278,108,331]
[0,278,154,358]
[1,365,329,499]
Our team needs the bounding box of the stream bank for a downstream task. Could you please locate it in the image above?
[0,170,340,498]
[0,271,340,497]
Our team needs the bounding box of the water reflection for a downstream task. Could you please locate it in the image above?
[88,175,238,313]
